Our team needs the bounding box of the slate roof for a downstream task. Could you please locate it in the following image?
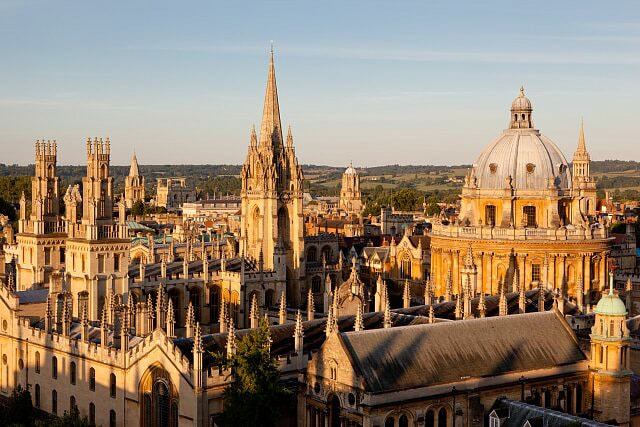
[338,310,586,393]
[490,398,608,427]
[15,289,49,304]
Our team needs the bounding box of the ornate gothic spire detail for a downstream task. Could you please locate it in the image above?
[250,293,260,328]
[166,297,175,338]
[226,318,237,357]
[538,286,546,312]
[403,280,411,309]
[219,301,228,334]
[186,302,195,338]
[383,296,392,329]
[259,47,283,149]
[325,296,338,337]
[445,269,453,302]
[428,304,435,323]
[294,309,304,354]
[499,286,508,316]
[354,300,364,332]
[455,294,462,320]
[307,288,315,321]
[478,293,486,318]
[279,291,287,325]
[519,286,526,314]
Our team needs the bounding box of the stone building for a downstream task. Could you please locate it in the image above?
[430,89,611,308]
[339,163,363,216]
[124,152,145,208]
[239,48,305,306]
[156,177,196,211]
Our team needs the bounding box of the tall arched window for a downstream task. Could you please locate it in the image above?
[35,351,40,373]
[438,408,447,427]
[89,367,96,391]
[307,247,318,263]
[385,417,395,427]
[110,373,117,398]
[265,289,275,308]
[70,395,76,413]
[52,389,57,414]
[70,361,76,385]
[485,205,496,226]
[209,286,220,323]
[400,254,412,279]
[89,402,96,427]
[34,384,40,408]
[426,409,435,427]
[155,381,170,427]
[110,410,116,427]
[399,415,409,427]
[140,365,179,427]
[52,356,58,379]
[312,276,322,293]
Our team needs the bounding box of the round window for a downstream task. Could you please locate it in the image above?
[526,163,535,174]
[348,393,356,406]
[489,163,497,174]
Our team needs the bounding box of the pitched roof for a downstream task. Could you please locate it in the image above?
[491,398,607,427]
[338,310,586,393]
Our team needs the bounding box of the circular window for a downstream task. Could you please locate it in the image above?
[489,163,497,174]
[2,320,6,331]
[348,393,356,406]
[314,382,321,394]
[18,359,24,370]
[526,163,535,174]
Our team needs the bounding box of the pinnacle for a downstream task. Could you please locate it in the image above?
[259,49,283,149]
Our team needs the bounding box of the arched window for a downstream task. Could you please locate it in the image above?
[399,414,409,427]
[385,417,395,427]
[438,407,447,427]
[321,246,332,263]
[110,410,116,427]
[330,395,341,427]
[35,351,40,373]
[189,289,201,322]
[110,373,117,398]
[426,410,435,427]
[70,361,76,385]
[70,395,76,413]
[312,276,322,293]
[52,389,58,414]
[89,367,96,391]
[209,286,220,323]
[400,254,412,279]
[52,356,58,379]
[155,381,170,427]
[89,402,96,427]
[265,289,275,308]
[35,384,40,408]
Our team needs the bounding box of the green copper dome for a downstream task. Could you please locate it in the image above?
[595,274,627,316]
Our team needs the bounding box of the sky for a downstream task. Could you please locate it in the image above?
[0,0,639,167]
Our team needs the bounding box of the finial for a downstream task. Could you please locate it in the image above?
[520,86,524,96]
[270,40,274,56]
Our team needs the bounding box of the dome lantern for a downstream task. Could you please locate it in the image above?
[509,86,534,129]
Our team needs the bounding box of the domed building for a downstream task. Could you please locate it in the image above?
[429,88,610,307]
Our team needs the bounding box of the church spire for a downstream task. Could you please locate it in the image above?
[259,47,283,148]
[129,151,140,177]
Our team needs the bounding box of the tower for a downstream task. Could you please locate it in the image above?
[590,273,631,425]
[124,152,145,208]
[339,162,362,215]
[65,138,130,321]
[16,140,66,289]
[572,121,597,222]
[240,49,305,305]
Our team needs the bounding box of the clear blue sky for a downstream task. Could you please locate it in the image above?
[0,1,638,167]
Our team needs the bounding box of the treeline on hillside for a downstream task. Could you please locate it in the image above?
[362,164,469,174]
[591,160,640,174]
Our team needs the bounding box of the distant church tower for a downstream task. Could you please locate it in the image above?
[590,272,631,425]
[124,152,145,208]
[571,121,597,223]
[339,162,362,215]
[240,50,305,305]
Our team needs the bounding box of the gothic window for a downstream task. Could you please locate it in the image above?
[52,389,57,414]
[400,254,412,279]
[307,247,317,263]
[89,403,96,426]
[523,206,536,228]
[231,291,240,324]
[321,246,332,263]
[70,395,76,413]
[35,351,40,373]
[426,410,435,427]
[438,408,447,427]
[99,190,106,218]
[399,415,409,427]
[576,384,583,413]
[209,286,220,323]
[312,276,321,293]
[52,356,58,379]
[265,289,275,308]
[35,384,40,408]
[110,410,116,427]
[46,188,53,215]
[89,367,96,391]
[110,373,116,398]
[114,254,120,271]
[531,264,541,282]
[70,361,76,385]
[485,205,496,226]
[189,289,201,322]
[385,418,395,427]
[489,414,500,427]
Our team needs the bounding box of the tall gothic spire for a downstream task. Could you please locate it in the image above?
[259,47,283,148]
[129,152,140,177]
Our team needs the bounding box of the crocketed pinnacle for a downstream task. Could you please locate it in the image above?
[259,48,283,149]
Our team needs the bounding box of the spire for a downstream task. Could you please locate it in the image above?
[259,47,283,148]
[129,152,140,177]
[519,286,526,314]
[101,304,109,346]
[445,269,453,302]
[428,304,435,323]
[354,299,364,332]
[424,279,432,305]
[194,321,203,353]
[250,125,257,147]
[478,293,486,318]
[403,279,411,308]
[294,309,304,354]
[250,293,260,328]
[538,286,546,312]
[499,286,508,316]
[286,125,294,148]
[166,297,175,338]
[383,296,392,329]
[226,318,237,357]
[81,302,89,342]
[325,297,337,337]
[454,294,462,320]
[219,301,228,334]
[577,119,587,153]
[307,288,315,321]
[279,291,287,325]
[186,302,195,338]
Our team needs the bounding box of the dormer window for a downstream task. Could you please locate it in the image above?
[526,163,535,174]
[489,163,498,174]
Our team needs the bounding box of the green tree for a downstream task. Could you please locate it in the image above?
[217,318,291,427]
[0,197,17,221]
[49,407,91,427]
[393,188,422,211]
[425,198,441,216]
[0,385,34,426]
[130,199,145,217]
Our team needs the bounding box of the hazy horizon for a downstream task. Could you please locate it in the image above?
[1,1,639,167]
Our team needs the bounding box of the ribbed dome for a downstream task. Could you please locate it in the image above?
[471,88,571,192]
[595,291,627,316]
[472,130,571,191]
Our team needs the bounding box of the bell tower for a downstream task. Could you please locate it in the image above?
[590,271,631,425]
[240,49,305,305]
[572,121,597,221]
